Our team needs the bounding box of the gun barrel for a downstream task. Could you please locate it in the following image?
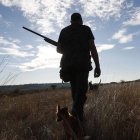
[22,26,58,46]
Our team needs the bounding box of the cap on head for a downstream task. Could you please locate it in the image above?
[71,13,83,23]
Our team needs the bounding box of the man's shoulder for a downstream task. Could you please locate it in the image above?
[61,25,71,32]
[61,25,91,34]
[82,25,91,30]
[62,24,90,29]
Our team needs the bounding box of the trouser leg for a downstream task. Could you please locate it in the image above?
[70,76,76,101]
[70,71,89,121]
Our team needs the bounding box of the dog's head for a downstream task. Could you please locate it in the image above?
[56,104,69,122]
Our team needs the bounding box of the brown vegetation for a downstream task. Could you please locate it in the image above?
[0,82,139,140]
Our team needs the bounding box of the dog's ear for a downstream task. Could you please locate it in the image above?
[56,104,60,112]
[56,104,62,122]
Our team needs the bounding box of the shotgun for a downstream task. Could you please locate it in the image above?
[22,26,58,46]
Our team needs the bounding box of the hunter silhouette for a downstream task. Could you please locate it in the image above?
[57,13,101,121]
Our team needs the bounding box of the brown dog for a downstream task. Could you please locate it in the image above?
[56,104,90,140]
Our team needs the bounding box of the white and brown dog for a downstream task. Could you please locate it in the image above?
[56,104,90,140]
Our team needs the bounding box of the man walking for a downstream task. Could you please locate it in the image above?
[57,13,101,121]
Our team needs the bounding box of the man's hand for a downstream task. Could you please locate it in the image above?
[89,39,101,78]
[94,67,101,78]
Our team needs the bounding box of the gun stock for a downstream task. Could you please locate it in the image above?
[22,26,58,46]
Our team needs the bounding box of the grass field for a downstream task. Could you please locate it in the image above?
[0,82,139,140]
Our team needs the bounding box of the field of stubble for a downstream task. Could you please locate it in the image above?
[0,82,140,140]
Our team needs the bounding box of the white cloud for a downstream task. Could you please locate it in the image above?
[19,43,116,71]
[0,0,73,34]
[0,36,34,57]
[0,0,40,14]
[84,20,96,30]
[19,45,62,71]
[112,28,140,43]
[0,0,136,71]
[0,36,20,49]
[0,0,133,35]
[123,46,135,50]
[123,7,140,26]
[0,48,32,57]
[112,28,133,43]
[25,44,34,50]
[97,44,115,52]
[80,0,131,20]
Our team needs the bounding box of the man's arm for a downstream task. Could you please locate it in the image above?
[57,30,63,54]
[89,39,101,77]
[57,43,63,54]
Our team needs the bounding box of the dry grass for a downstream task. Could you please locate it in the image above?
[86,82,140,140]
[0,89,71,140]
[0,82,139,140]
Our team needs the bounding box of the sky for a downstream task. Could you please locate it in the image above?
[0,0,140,85]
